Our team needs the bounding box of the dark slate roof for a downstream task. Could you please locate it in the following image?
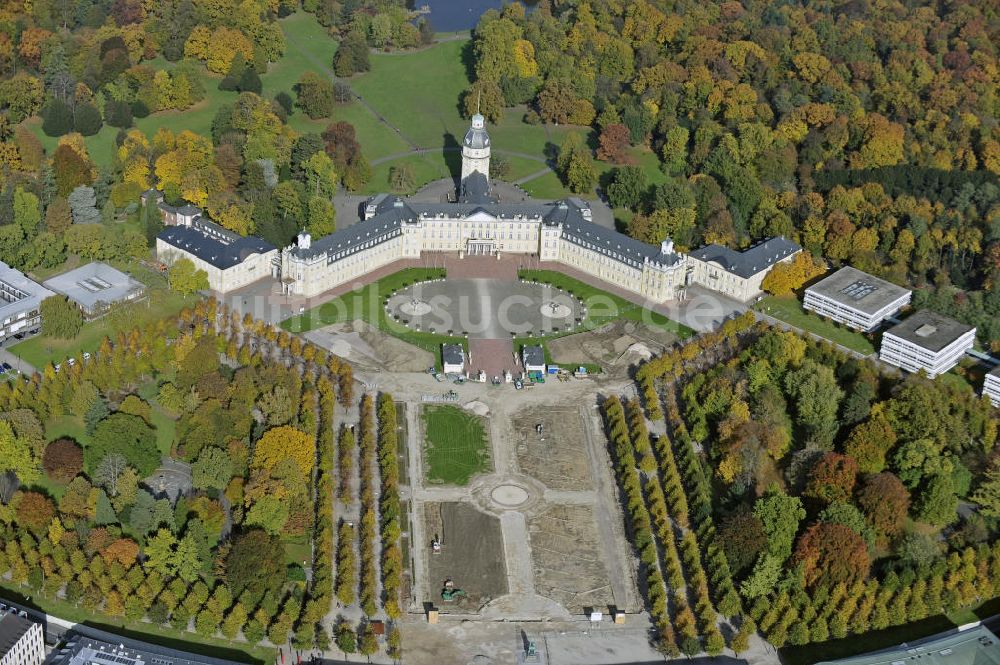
[294,202,406,261]
[460,172,496,204]
[158,218,275,270]
[554,208,681,269]
[442,344,464,365]
[0,612,33,656]
[689,237,800,278]
[177,204,202,215]
[522,345,545,367]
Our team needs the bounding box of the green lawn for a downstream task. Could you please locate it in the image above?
[10,286,191,370]
[0,586,273,664]
[282,534,312,567]
[422,404,490,485]
[364,151,455,195]
[756,295,876,355]
[261,12,336,99]
[351,40,471,149]
[518,269,694,338]
[280,267,467,358]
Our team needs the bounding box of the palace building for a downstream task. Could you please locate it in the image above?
[277,114,800,303]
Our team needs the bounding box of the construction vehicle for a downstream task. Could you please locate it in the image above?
[440,579,467,601]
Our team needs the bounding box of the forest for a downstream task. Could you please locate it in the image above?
[619,315,1000,654]
[0,0,385,274]
[466,0,1000,348]
[0,299,401,659]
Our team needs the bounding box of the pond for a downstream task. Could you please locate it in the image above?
[410,0,538,33]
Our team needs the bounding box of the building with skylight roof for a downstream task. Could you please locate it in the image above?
[803,266,912,331]
[43,263,147,319]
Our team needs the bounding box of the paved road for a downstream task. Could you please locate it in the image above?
[0,346,36,376]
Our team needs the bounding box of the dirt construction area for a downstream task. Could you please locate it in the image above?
[514,406,591,491]
[424,502,507,612]
[546,319,679,376]
[528,504,616,614]
[303,319,433,372]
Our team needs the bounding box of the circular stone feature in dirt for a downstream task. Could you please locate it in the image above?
[399,299,432,316]
[491,484,530,508]
[540,301,572,319]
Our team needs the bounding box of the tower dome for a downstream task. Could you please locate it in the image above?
[461,113,491,198]
[464,113,490,149]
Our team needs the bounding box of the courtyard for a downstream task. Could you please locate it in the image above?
[388,278,584,339]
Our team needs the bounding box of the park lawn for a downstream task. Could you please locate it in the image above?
[364,151,453,195]
[282,534,312,567]
[421,404,490,485]
[351,40,471,148]
[496,152,547,181]
[519,171,575,200]
[518,269,694,338]
[756,295,876,355]
[281,267,467,357]
[261,12,336,99]
[10,287,191,369]
[22,117,119,170]
[0,585,274,665]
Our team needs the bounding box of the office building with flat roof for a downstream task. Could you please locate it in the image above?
[880,310,976,378]
[0,262,54,344]
[43,263,147,319]
[814,622,1000,665]
[0,610,43,665]
[49,632,246,665]
[804,266,911,331]
[984,365,1000,407]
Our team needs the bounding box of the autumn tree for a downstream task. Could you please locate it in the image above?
[761,252,827,296]
[596,124,631,163]
[804,453,859,505]
[13,491,55,534]
[42,438,83,482]
[793,523,870,588]
[856,472,909,538]
[296,72,335,119]
[251,425,315,478]
[168,258,209,296]
[0,421,38,485]
[225,529,286,602]
[844,407,897,474]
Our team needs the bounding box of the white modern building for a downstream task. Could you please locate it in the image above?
[0,262,54,344]
[43,262,147,319]
[157,216,278,294]
[803,266,911,331]
[279,115,800,305]
[442,343,465,374]
[879,310,976,378]
[49,632,247,665]
[687,238,801,302]
[0,611,43,665]
[522,345,546,374]
[983,365,1000,407]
